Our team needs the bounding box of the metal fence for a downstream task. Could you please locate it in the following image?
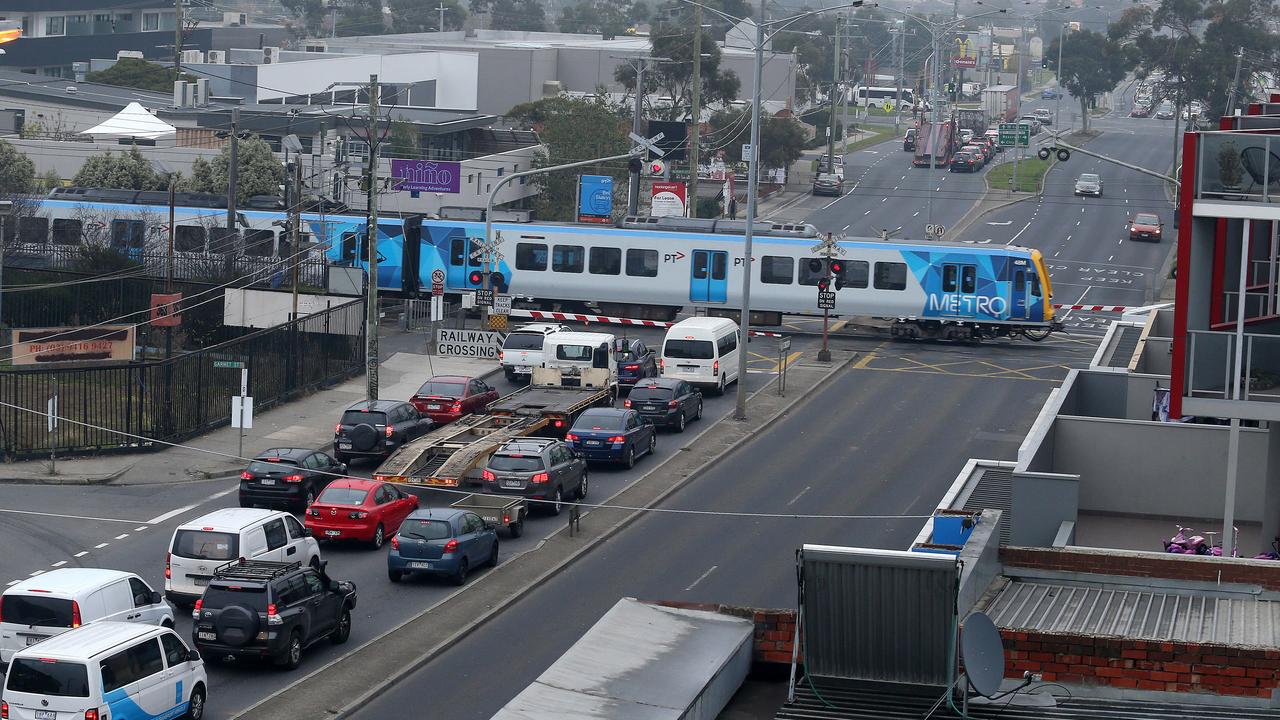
[0,299,365,460]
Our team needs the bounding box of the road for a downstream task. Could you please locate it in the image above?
[0,324,789,719]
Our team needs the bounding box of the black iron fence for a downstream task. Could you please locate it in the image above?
[0,299,365,461]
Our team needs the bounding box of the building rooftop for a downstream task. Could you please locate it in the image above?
[0,68,170,112]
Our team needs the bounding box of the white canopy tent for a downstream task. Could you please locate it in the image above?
[79,101,176,140]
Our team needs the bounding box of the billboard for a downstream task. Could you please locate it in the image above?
[11,326,136,365]
[578,175,614,223]
[953,34,978,68]
[391,159,461,193]
[651,182,687,217]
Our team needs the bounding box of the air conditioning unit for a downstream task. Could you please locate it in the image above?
[117,50,145,60]
[223,11,247,26]
[263,46,281,64]
[181,49,203,64]
[194,78,209,105]
[206,50,226,64]
[541,80,563,98]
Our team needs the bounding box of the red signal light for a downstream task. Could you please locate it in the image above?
[468,270,484,285]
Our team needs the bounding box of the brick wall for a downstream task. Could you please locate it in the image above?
[1001,547,1280,591]
[1001,630,1280,699]
[653,601,798,665]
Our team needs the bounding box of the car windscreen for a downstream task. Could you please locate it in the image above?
[246,460,298,475]
[488,454,546,472]
[416,381,465,397]
[201,585,267,611]
[341,410,387,426]
[502,333,545,351]
[5,658,89,697]
[628,387,673,403]
[171,529,238,561]
[398,519,453,541]
[1134,214,1160,225]
[576,413,627,431]
[663,339,715,360]
[317,487,370,505]
[2,594,75,627]
[1079,174,1099,182]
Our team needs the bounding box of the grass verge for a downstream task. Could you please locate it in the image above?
[986,155,1052,193]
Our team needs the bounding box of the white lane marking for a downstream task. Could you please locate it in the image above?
[74,551,88,557]
[135,526,148,532]
[864,210,871,215]
[987,221,1012,226]
[842,224,851,231]
[145,487,238,526]
[881,197,887,202]
[28,570,44,577]
[901,175,907,180]
[1125,199,1129,203]
[1006,222,1032,245]
[822,197,841,209]
[114,533,129,540]
[51,561,66,568]
[1076,220,1081,226]
[5,580,18,586]
[1118,238,1125,244]
[787,486,813,506]
[1066,235,1072,241]
[0,507,143,525]
[935,186,942,191]
[893,186,899,191]
[684,565,719,592]
[94,543,109,549]
[1053,251,1060,257]
[913,211,920,217]
[1108,255,1114,262]
[1081,207,1086,213]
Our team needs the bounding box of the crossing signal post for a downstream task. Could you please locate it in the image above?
[811,232,846,362]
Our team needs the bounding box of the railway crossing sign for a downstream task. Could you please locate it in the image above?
[475,288,494,307]
[493,293,512,315]
[817,290,836,310]
[628,131,667,158]
[431,269,445,284]
[470,238,504,264]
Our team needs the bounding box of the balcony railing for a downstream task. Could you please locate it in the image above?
[1185,330,1280,403]
[1196,132,1280,204]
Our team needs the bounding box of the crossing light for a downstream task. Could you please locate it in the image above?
[628,156,642,174]
[468,270,485,285]
[647,159,666,176]
[817,277,830,291]
[1041,58,1049,69]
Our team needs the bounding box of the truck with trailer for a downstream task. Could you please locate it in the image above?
[954,108,988,137]
[372,331,619,489]
[982,85,1019,123]
[912,118,956,168]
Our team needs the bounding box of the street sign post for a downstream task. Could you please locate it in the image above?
[493,294,512,315]
[742,144,754,162]
[475,288,494,307]
[817,291,836,310]
[777,336,791,397]
[925,223,946,239]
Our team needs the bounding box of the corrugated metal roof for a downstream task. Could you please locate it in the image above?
[777,680,1280,719]
[981,579,1280,646]
[962,467,1013,546]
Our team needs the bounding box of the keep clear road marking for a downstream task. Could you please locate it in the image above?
[145,486,239,526]
[684,565,719,592]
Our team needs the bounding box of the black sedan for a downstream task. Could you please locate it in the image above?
[565,408,657,469]
[239,448,347,512]
[624,378,703,432]
[615,338,659,387]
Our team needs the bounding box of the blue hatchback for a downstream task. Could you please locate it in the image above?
[1041,88,1061,99]
[387,508,498,585]
[565,408,657,469]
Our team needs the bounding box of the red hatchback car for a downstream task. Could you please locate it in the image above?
[410,375,499,425]
[304,478,419,548]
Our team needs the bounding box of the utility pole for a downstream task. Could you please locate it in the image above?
[628,60,646,216]
[826,13,841,166]
[735,0,766,421]
[290,160,303,320]
[226,106,239,230]
[365,73,381,402]
[174,0,183,78]
[437,2,446,30]
[894,23,905,132]
[1225,47,1244,117]
[688,3,702,217]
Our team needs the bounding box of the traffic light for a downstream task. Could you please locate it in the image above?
[1041,58,1049,69]
[628,156,642,175]
[647,159,666,176]
[817,277,830,291]
[490,271,507,292]
[468,270,486,285]
[830,259,847,290]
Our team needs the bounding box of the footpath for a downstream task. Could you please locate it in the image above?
[0,327,501,485]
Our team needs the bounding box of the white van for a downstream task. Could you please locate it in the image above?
[0,569,174,664]
[165,508,319,606]
[2,622,207,720]
[500,323,570,381]
[660,317,741,394]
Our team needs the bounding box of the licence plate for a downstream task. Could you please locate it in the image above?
[338,442,352,450]
[260,478,276,485]
[585,440,602,447]
[679,365,698,370]
[501,479,523,489]
[517,365,530,372]
[25,635,46,646]
[408,561,431,569]
[428,404,442,410]
[325,530,341,537]
[35,711,55,720]
[643,405,657,411]
[192,577,210,587]
[198,631,217,641]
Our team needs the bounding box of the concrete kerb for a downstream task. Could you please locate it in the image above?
[235,351,855,720]
[0,460,136,486]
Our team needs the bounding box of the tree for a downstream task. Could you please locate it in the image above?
[72,147,167,190]
[1045,29,1133,133]
[335,0,388,36]
[508,95,630,221]
[387,121,420,158]
[558,0,645,37]
[0,140,35,195]
[614,27,740,120]
[708,107,806,171]
[651,0,749,40]
[84,58,192,92]
[777,7,897,106]
[184,136,285,205]
[280,0,327,35]
[389,0,468,31]
[470,0,545,31]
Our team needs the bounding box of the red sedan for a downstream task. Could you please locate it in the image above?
[304,478,419,548]
[409,375,499,425]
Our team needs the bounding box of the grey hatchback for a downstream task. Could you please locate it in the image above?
[481,438,588,515]
[624,378,703,432]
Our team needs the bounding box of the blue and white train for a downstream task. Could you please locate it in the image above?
[20,191,1060,341]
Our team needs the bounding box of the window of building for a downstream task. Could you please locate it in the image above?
[45,16,65,35]
[516,242,547,271]
[760,255,792,284]
[588,247,621,275]
[552,245,584,273]
[625,248,658,277]
[873,261,907,291]
[142,12,159,30]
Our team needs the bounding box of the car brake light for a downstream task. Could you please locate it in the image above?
[335,423,342,434]
[390,535,399,550]
[349,511,369,519]
[623,399,632,408]
[71,600,81,628]
[482,469,495,481]
[165,552,171,579]
[385,425,394,438]
[192,598,202,620]
[443,539,459,553]
[267,603,282,625]
[554,420,563,428]
[608,436,625,443]
[565,433,578,442]
[498,351,504,361]
[624,364,639,370]
[450,403,462,413]
[284,474,304,483]
[530,472,549,484]
[659,358,664,370]
[240,471,253,480]
[669,400,680,408]
[503,513,510,524]
[1,700,7,719]
[85,709,99,720]
[713,360,719,376]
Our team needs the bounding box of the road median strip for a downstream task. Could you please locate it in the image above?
[236,350,855,720]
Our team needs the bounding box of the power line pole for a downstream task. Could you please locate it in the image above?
[628,59,646,216]
[226,106,239,230]
[688,3,702,217]
[174,0,183,78]
[290,160,303,320]
[365,73,381,402]
[894,24,904,132]
[1226,46,1244,117]
[437,2,446,30]
[826,14,841,164]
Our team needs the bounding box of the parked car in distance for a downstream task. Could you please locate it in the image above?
[1074,172,1104,197]
[624,377,703,432]
[304,478,419,548]
[565,408,656,468]
[958,128,974,144]
[1032,108,1053,125]
[387,508,499,585]
[1041,87,1061,99]
[334,400,432,464]
[481,437,587,515]
[1017,116,1042,134]
[409,375,498,425]
[816,153,843,174]
[614,337,658,388]
[812,172,843,197]
[950,151,979,173]
[239,448,346,512]
[1128,212,1163,242]
[1155,102,1175,120]
[191,559,356,670]
[1130,103,1151,118]
[499,323,570,382]
[904,127,917,151]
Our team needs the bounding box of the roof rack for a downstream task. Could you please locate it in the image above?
[498,437,558,449]
[213,559,301,582]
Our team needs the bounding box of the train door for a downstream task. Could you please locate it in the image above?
[942,263,978,317]
[447,236,482,289]
[690,250,728,303]
[1010,267,1030,320]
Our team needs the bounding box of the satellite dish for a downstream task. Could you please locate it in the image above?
[961,611,1005,698]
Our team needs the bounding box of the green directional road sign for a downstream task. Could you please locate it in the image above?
[998,122,1031,148]
[213,360,245,369]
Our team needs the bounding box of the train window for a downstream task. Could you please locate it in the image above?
[843,260,869,289]
[942,265,958,292]
[244,230,274,257]
[450,237,465,266]
[516,243,548,271]
[760,256,793,284]
[340,232,358,263]
[51,219,81,245]
[589,247,621,275]
[710,253,727,280]
[798,258,825,286]
[961,266,976,294]
[18,217,48,244]
[175,226,205,252]
[277,231,308,260]
[873,262,907,291]
[552,245,584,273]
[110,220,145,249]
[626,249,658,277]
[467,240,482,267]
[1030,273,1042,297]
[209,228,239,254]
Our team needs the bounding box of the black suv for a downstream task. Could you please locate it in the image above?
[335,400,432,465]
[192,559,357,670]
[481,438,587,515]
[624,378,703,432]
[239,448,347,512]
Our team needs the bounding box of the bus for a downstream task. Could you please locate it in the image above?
[854,86,915,110]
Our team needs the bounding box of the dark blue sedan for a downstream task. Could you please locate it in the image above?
[387,508,498,585]
[1041,88,1061,99]
[565,408,657,469]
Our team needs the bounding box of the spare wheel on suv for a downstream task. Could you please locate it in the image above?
[348,423,380,452]
[215,604,261,646]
